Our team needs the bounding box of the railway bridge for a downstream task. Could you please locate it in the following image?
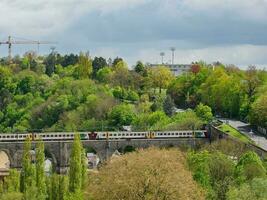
[0,138,209,173]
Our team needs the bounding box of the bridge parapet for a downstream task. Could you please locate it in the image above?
[0,138,209,174]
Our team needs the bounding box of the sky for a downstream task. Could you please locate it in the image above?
[0,0,267,68]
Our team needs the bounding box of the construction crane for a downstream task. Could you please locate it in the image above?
[0,35,56,63]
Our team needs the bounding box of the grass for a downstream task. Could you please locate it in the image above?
[218,123,253,144]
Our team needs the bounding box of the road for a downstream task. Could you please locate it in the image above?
[219,118,267,151]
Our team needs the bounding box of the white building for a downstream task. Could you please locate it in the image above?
[149,64,192,76]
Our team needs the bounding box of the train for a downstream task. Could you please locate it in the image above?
[0,130,208,142]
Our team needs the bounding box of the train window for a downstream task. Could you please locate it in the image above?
[167,133,170,135]
[171,133,174,135]
[110,134,113,136]
[7,136,10,138]
[183,133,186,135]
[118,134,121,136]
[138,133,140,136]
[164,133,167,135]
[122,134,125,136]
[114,134,117,137]
[130,134,133,136]
[3,136,6,138]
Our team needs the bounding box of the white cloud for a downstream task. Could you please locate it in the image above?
[0,0,147,37]
[133,44,267,68]
[180,0,267,21]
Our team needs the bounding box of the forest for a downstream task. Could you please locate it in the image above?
[0,52,266,133]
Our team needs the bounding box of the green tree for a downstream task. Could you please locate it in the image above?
[44,52,56,76]
[108,104,136,128]
[149,66,174,93]
[195,103,213,123]
[227,178,267,200]
[35,140,46,200]
[92,57,107,78]
[249,92,267,128]
[20,137,36,193]
[111,60,129,87]
[69,133,84,196]
[96,67,113,83]
[74,52,92,79]
[235,151,266,183]
[163,95,175,116]
[88,148,205,200]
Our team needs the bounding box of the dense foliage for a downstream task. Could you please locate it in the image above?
[0,54,215,133]
[1,55,266,133]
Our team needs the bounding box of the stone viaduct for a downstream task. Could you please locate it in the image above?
[0,138,209,173]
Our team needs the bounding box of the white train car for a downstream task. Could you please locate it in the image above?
[97,131,149,140]
[0,133,32,142]
[155,130,194,138]
[34,132,89,141]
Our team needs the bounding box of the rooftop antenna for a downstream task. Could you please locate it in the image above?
[160,52,165,64]
[170,47,175,65]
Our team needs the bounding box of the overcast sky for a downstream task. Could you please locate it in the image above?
[0,0,267,68]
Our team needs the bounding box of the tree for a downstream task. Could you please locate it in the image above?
[163,95,175,116]
[235,151,266,183]
[149,66,174,93]
[88,148,205,200]
[110,60,129,87]
[244,65,260,102]
[166,110,203,130]
[2,169,20,193]
[74,52,92,79]
[132,111,170,131]
[191,64,201,74]
[188,151,235,200]
[35,140,46,200]
[249,92,267,128]
[92,57,107,78]
[112,57,123,66]
[195,103,213,123]
[44,52,56,76]
[134,61,147,76]
[96,67,113,83]
[69,134,84,195]
[20,137,36,193]
[108,104,136,128]
[227,178,267,200]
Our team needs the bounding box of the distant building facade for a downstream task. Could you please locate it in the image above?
[149,64,192,76]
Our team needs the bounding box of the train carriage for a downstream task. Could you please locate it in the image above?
[0,130,208,142]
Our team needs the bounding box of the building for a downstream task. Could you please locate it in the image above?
[149,64,192,76]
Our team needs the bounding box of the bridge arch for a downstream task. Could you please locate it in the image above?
[0,150,11,169]
[44,148,57,172]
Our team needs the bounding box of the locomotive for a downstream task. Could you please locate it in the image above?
[0,130,208,142]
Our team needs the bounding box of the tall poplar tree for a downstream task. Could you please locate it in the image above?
[35,140,46,200]
[20,137,35,193]
[68,133,82,193]
[20,137,38,200]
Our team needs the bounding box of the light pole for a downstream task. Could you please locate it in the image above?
[170,47,175,65]
[160,52,165,64]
